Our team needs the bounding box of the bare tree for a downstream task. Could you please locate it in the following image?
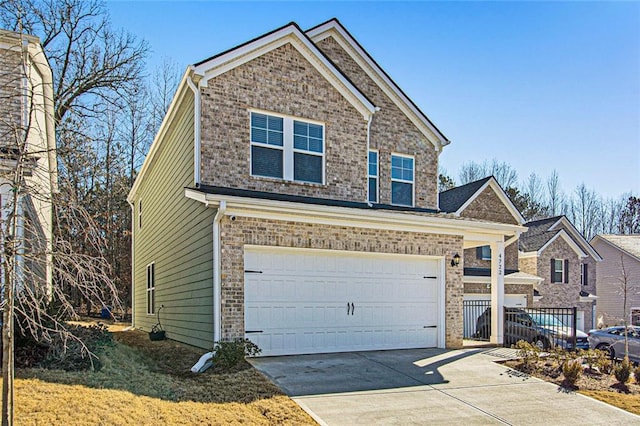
[546,169,562,216]
[149,56,181,137]
[568,183,601,240]
[458,159,518,189]
[438,166,456,192]
[619,196,640,234]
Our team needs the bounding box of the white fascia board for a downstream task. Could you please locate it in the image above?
[455,178,525,225]
[463,275,541,285]
[184,188,527,238]
[519,251,538,259]
[193,25,375,120]
[549,217,603,261]
[538,230,588,258]
[307,22,448,151]
[128,69,192,203]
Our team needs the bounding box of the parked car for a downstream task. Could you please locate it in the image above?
[474,308,589,350]
[588,326,640,363]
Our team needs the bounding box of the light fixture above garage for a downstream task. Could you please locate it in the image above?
[451,253,461,267]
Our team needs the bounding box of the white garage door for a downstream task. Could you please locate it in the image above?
[244,246,443,356]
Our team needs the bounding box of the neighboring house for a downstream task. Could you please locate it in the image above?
[439,177,541,309]
[0,30,56,294]
[591,235,640,327]
[518,216,602,330]
[128,19,526,356]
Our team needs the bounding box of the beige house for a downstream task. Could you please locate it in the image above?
[591,235,640,327]
[128,19,526,355]
[0,30,56,294]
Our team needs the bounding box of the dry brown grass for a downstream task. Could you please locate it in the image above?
[579,390,640,416]
[8,328,316,425]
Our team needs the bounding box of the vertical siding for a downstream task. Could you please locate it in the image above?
[593,240,640,327]
[132,92,216,349]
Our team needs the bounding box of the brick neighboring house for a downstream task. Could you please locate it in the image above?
[0,29,57,294]
[590,235,640,327]
[128,19,526,356]
[518,216,602,330]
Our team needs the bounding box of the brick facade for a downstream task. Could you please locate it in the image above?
[219,215,465,348]
[315,36,439,209]
[463,242,519,270]
[459,187,518,225]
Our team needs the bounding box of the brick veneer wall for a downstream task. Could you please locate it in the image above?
[220,215,465,348]
[464,283,534,307]
[316,36,439,209]
[533,237,582,307]
[460,187,519,225]
[463,243,519,270]
[200,43,369,201]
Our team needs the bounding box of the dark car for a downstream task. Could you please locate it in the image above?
[474,308,589,350]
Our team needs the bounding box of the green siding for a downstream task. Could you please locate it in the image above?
[132,92,216,349]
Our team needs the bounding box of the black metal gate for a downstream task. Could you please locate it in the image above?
[463,299,491,340]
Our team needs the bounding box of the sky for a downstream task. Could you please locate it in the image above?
[107,1,640,200]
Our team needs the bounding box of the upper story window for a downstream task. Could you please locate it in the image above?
[368,150,378,203]
[391,154,414,206]
[477,245,491,260]
[250,111,324,184]
[580,263,588,286]
[138,199,143,229]
[146,262,155,315]
[551,258,568,283]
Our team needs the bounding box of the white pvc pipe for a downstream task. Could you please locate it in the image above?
[212,200,227,343]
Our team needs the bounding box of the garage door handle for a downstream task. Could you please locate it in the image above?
[347,302,354,315]
[245,330,263,333]
[423,325,437,328]
[424,276,437,279]
[351,303,355,315]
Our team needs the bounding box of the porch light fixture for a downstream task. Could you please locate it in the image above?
[451,253,461,267]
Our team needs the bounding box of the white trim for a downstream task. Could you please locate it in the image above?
[519,251,538,259]
[579,295,598,303]
[548,217,602,261]
[390,153,414,207]
[146,262,155,316]
[194,25,375,120]
[185,188,526,239]
[212,201,227,343]
[539,230,588,258]
[454,178,525,225]
[552,258,567,283]
[306,21,449,150]
[186,76,202,185]
[463,273,542,285]
[438,258,446,348]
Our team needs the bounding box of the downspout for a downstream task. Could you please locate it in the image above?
[212,200,227,343]
[365,108,379,205]
[186,72,201,186]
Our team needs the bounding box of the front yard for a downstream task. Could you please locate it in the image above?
[9,327,316,425]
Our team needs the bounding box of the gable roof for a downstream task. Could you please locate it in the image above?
[438,176,525,224]
[192,21,376,119]
[306,18,450,151]
[520,216,601,260]
[591,234,640,262]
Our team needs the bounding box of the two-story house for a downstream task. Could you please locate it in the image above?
[128,19,526,356]
[0,29,56,295]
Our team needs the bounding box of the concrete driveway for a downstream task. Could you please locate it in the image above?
[250,348,639,425]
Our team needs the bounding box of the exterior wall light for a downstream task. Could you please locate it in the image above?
[451,253,461,267]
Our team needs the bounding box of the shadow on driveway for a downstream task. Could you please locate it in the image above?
[250,348,483,396]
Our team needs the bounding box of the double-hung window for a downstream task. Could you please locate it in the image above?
[551,258,568,283]
[368,150,378,203]
[477,245,491,260]
[391,154,414,206]
[250,111,324,184]
[146,263,155,315]
[581,263,588,286]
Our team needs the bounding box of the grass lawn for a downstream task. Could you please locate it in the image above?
[8,327,316,425]
[580,390,640,416]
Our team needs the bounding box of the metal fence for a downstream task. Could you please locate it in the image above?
[463,303,587,350]
[463,299,491,340]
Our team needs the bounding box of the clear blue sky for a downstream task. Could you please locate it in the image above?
[107,1,640,200]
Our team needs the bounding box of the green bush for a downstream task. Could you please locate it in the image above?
[213,338,261,370]
[634,365,640,383]
[42,323,114,371]
[614,357,632,384]
[562,360,582,386]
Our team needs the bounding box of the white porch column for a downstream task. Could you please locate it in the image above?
[490,241,505,344]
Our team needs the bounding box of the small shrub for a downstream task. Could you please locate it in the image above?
[213,338,261,370]
[562,360,582,386]
[634,365,640,383]
[614,357,632,384]
[593,348,613,374]
[515,340,540,368]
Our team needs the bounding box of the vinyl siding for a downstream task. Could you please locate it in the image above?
[132,92,216,349]
[593,239,640,327]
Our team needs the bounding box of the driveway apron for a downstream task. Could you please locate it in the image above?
[250,348,640,425]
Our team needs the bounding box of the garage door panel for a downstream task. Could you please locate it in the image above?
[245,248,442,356]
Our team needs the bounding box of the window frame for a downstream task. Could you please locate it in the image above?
[580,263,588,286]
[390,153,415,207]
[368,149,378,203]
[138,199,142,229]
[249,110,325,184]
[146,262,155,315]
[478,245,491,260]
[552,259,565,283]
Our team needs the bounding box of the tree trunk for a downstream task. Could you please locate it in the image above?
[2,266,14,426]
